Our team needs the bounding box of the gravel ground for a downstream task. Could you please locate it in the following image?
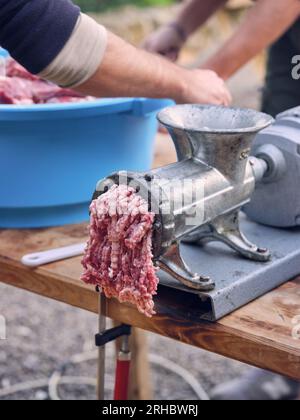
[0,282,250,400]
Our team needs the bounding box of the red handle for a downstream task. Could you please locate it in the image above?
[114,358,131,400]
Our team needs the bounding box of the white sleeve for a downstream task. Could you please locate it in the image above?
[38,13,107,88]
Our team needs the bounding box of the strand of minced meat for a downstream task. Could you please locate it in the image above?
[81,185,159,317]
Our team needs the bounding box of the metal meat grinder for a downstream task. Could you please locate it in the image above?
[94,105,300,320]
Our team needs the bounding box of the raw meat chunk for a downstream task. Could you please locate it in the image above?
[0,76,34,104]
[6,58,40,81]
[0,58,95,105]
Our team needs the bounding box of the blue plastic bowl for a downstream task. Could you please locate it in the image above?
[0,98,172,228]
[0,48,9,58]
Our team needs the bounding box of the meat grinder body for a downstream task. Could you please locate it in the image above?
[95,106,300,320]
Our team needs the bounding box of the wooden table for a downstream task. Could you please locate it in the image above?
[0,224,299,382]
[0,135,299,396]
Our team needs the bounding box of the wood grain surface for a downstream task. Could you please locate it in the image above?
[0,225,299,380]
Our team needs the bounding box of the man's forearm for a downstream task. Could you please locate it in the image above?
[202,0,300,80]
[74,31,232,106]
[175,0,227,37]
[76,32,187,102]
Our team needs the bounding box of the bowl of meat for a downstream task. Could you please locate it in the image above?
[0,58,172,228]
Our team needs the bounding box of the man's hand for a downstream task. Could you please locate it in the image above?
[179,69,232,105]
[142,24,186,62]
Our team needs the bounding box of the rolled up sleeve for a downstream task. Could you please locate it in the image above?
[0,1,108,88]
[0,0,80,74]
[38,13,108,88]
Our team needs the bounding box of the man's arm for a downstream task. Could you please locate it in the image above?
[175,0,227,38]
[76,32,232,105]
[202,0,300,80]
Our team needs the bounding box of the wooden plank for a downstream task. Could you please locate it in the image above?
[0,226,299,380]
[105,280,300,381]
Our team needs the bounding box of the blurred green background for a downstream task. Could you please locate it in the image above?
[74,0,176,12]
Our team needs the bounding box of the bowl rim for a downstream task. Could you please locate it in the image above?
[0,98,134,113]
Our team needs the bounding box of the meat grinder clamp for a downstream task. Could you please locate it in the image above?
[94,105,290,292]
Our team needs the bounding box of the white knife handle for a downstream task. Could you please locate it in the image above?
[21,242,86,267]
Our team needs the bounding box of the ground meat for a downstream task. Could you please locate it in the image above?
[0,58,94,105]
[81,185,159,318]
